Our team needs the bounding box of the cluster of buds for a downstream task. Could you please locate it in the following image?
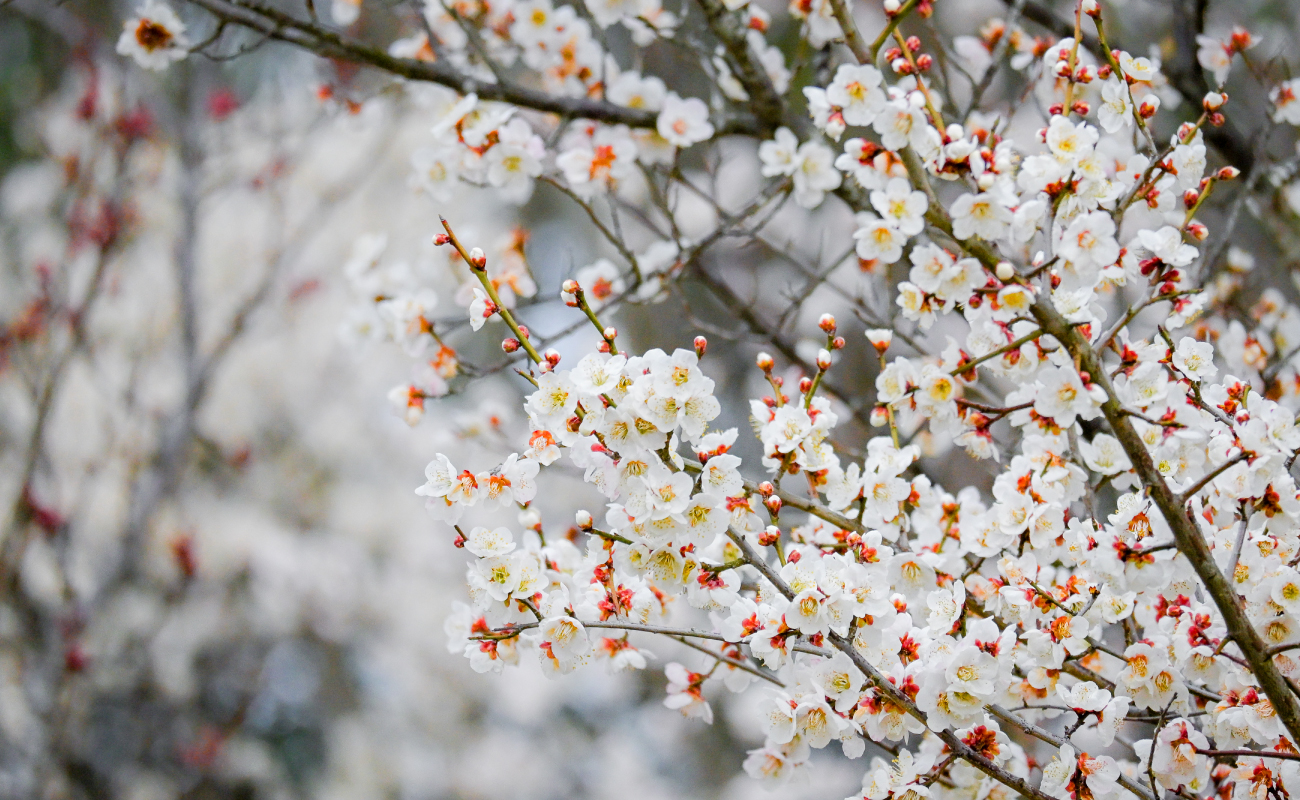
[885,37,933,75]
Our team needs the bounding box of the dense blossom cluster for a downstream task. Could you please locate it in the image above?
[116,0,1300,797]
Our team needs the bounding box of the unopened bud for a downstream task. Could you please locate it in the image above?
[771,376,783,388]
[816,348,833,370]
[882,0,900,14]
[1207,111,1225,126]
[1075,65,1095,84]
[1183,189,1200,209]
[870,405,890,426]
[758,526,780,546]
[825,111,847,139]
[916,54,933,71]
[756,352,775,371]
[1217,166,1241,180]
[764,495,782,516]
[1081,0,1099,16]
[995,261,1016,281]
[1230,27,1254,52]
[433,233,451,246]
[1138,96,1160,119]
[566,415,582,432]
[602,326,617,341]
[891,58,909,74]
[866,328,893,352]
[518,325,530,339]
[519,508,542,529]
[786,549,802,563]
[799,376,813,393]
[831,335,846,350]
[597,340,611,353]
[1047,103,1064,117]
[1203,91,1227,111]
[468,247,487,269]
[1053,60,1071,78]
[905,36,921,52]
[818,313,837,334]
[575,509,593,530]
[694,335,708,357]
[884,47,902,62]
[1071,100,1090,116]
[757,481,776,497]
[562,278,580,294]
[1187,221,1209,241]
[1098,64,1112,79]
[502,337,520,353]
[544,348,561,367]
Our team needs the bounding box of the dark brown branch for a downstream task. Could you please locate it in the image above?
[181,0,768,134]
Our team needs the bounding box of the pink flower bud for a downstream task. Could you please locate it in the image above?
[916,54,933,71]
[517,325,531,339]
[758,526,780,546]
[865,329,893,352]
[756,352,775,371]
[502,338,520,353]
[1187,221,1209,241]
[562,279,580,294]
[798,376,813,393]
[831,335,846,350]
[597,341,611,353]
[757,481,775,497]
[818,313,836,334]
[1203,92,1226,111]
[468,247,487,269]
[870,406,889,427]
[825,111,846,139]
[1138,96,1160,118]
[544,348,561,367]
[433,233,451,246]
[1184,189,1200,209]
[816,348,832,370]
[764,495,782,516]
[1230,27,1254,52]
[603,326,617,341]
[1053,60,1071,78]
[1217,166,1241,180]
[1081,0,1099,16]
[694,335,708,357]
[1071,100,1090,116]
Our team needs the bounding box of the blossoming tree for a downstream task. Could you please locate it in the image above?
[88,0,1300,795]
